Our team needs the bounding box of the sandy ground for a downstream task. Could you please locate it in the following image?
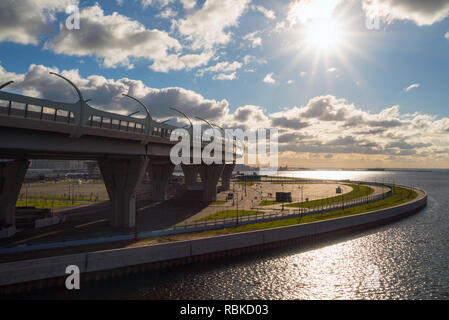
[0,180,392,262]
[20,180,109,200]
[177,182,354,224]
[5,180,387,247]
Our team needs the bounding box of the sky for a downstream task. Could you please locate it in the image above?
[0,0,449,168]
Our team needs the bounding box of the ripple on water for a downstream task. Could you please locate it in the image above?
[25,171,449,300]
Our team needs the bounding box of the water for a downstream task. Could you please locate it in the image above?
[20,170,449,299]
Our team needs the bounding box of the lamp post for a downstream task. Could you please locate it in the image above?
[0,80,14,90]
[170,107,193,128]
[236,191,239,226]
[122,94,155,237]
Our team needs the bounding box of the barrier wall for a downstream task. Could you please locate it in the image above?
[0,190,427,289]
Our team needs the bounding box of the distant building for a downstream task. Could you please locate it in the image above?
[276,192,292,203]
[235,174,261,182]
[30,160,87,170]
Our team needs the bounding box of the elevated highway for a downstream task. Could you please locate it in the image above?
[0,74,241,236]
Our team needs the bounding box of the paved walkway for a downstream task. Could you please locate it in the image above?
[0,185,422,264]
[176,182,381,225]
[0,180,388,249]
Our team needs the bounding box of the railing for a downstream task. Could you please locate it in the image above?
[0,91,78,125]
[139,188,393,238]
[0,186,425,255]
[0,90,239,152]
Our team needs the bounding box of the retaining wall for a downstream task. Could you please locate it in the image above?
[0,190,427,293]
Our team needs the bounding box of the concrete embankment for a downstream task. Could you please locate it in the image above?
[0,188,427,294]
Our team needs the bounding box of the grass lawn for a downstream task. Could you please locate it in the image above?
[259,200,281,206]
[197,185,417,235]
[285,184,374,209]
[237,182,255,187]
[18,194,103,201]
[198,209,265,221]
[16,199,80,209]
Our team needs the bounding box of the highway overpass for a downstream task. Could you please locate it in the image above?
[0,74,239,237]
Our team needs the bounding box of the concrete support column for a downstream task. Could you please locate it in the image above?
[199,164,224,202]
[0,160,29,228]
[221,163,235,191]
[147,162,175,202]
[98,156,148,228]
[181,164,200,190]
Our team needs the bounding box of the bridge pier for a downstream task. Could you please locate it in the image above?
[98,156,148,229]
[0,160,29,233]
[199,164,224,202]
[147,162,175,202]
[220,163,235,191]
[181,164,200,190]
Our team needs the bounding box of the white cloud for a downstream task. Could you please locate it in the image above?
[180,0,197,10]
[156,8,178,19]
[0,64,24,84]
[3,61,449,165]
[327,67,338,72]
[251,5,276,19]
[287,0,341,25]
[141,0,175,8]
[405,83,420,92]
[362,0,449,26]
[226,105,270,129]
[47,4,211,72]
[213,72,237,80]
[269,95,449,163]
[300,71,307,77]
[0,0,78,45]
[263,72,276,84]
[175,0,251,50]
[243,55,267,65]
[197,61,242,77]
[445,31,449,39]
[286,80,294,84]
[243,31,263,48]
[1,63,230,121]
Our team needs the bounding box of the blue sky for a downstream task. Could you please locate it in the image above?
[1,0,449,168]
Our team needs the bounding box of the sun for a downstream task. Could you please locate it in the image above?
[304,18,343,51]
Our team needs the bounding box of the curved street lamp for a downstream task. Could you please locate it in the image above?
[195,116,220,144]
[212,122,244,163]
[50,72,85,103]
[49,72,85,137]
[195,116,214,131]
[122,94,152,136]
[127,110,140,117]
[170,106,193,128]
[0,81,14,90]
[122,94,152,120]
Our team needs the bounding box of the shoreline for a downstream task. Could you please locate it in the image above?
[0,186,427,295]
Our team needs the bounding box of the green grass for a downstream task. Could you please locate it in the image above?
[198,185,417,235]
[16,199,80,209]
[198,210,265,221]
[19,194,103,201]
[258,200,281,206]
[285,184,374,209]
[237,182,255,187]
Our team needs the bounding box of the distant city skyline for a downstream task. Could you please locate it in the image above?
[1,0,448,168]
